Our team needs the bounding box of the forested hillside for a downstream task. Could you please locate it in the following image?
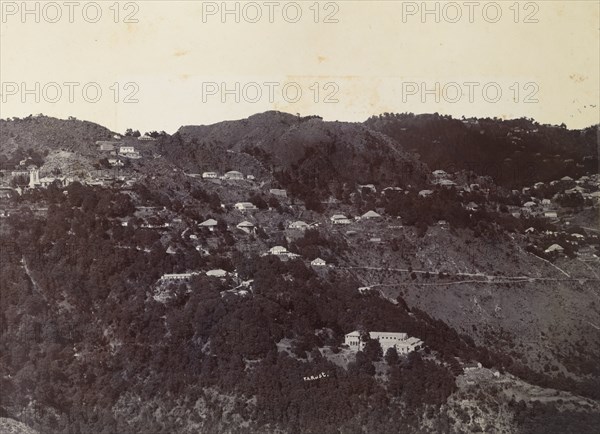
[1,112,599,433]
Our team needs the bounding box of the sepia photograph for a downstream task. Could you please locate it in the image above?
[0,1,599,433]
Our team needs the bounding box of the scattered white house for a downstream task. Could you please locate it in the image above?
[311,258,326,267]
[432,169,448,178]
[160,272,199,281]
[383,187,403,194]
[561,176,574,182]
[206,269,228,278]
[544,211,558,219]
[246,175,255,181]
[202,172,218,179]
[330,214,351,225]
[97,141,117,151]
[463,362,483,372]
[465,202,479,211]
[289,220,310,230]
[199,218,219,231]
[437,179,457,187]
[344,331,424,355]
[361,210,382,220]
[138,134,157,141]
[544,244,564,254]
[269,188,287,198]
[265,246,301,259]
[269,246,288,256]
[235,202,258,212]
[236,221,255,234]
[224,171,244,180]
[119,146,141,159]
[418,189,433,198]
[523,201,537,208]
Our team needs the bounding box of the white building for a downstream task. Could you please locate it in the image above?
[108,158,124,167]
[545,244,564,254]
[119,146,141,159]
[465,202,479,211]
[269,246,288,256]
[437,179,457,188]
[311,258,326,267]
[29,167,40,188]
[269,188,287,198]
[235,202,258,212]
[160,272,199,281]
[206,269,228,278]
[330,214,351,225]
[202,172,218,179]
[97,141,117,151]
[361,210,381,220]
[289,220,310,230]
[236,221,255,233]
[224,171,244,180]
[199,218,219,231]
[344,331,424,355]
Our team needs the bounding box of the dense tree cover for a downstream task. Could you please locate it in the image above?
[272,142,426,212]
[1,184,598,433]
[0,190,462,432]
[0,147,47,169]
[365,113,598,188]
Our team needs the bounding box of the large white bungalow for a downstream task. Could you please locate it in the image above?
[344,331,424,355]
[331,214,351,225]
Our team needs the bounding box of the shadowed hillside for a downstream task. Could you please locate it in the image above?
[365,113,598,188]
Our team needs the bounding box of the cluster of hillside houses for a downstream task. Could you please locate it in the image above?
[96,141,142,161]
[514,175,600,219]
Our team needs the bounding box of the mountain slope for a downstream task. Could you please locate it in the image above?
[165,111,429,204]
[365,113,598,188]
[0,115,115,158]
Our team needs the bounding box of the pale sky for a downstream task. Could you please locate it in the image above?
[1,1,598,133]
